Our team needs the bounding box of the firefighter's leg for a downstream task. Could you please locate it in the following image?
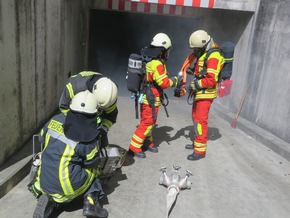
[129,104,157,158]
[31,181,60,218]
[83,179,108,218]
[146,106,159,153]
[185,101,197,150]
[187,99,213,161]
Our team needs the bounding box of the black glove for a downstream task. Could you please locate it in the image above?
[186,68,194,75]
[97,125,108,137]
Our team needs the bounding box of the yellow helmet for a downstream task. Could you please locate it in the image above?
[189,30,211,48]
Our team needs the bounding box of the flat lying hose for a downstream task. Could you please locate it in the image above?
[166,188,179,218]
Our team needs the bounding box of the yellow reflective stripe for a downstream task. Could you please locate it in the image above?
[86,147,98,160]
[66,83,74,99]
[142,95,161,106]
[130,140,142,148]
[87,196,94,204]
[79,71,100,77]
[155,74,167,84]
[169,79,174,87]
[60,108,69,115]
[44,134,50,149]
[40,129,44,137]
[96,117,101,125]
[132,134,143,144]
[194,141,207,152]
[144,125,153,136]
[105,103,117,113]
[59,145,74,195]
[193,121,202,136]
[51,168,97,203]
[102,119,113,129]
[195,92,217,99]
[224,57,234,62]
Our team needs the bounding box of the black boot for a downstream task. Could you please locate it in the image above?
[148,146,158,153]
[134,151,146,158]
[83,192,108,218]
[33,194,57,218]
[187,152,205,161]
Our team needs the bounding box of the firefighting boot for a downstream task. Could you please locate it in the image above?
[148,146,158,153]
[129,145,146,158]
[134,151,146,158]
[33,194,56,218]
[185,144,194,149]
[148,141,158,153]
[187,152,205,161]
[83,192,108,218]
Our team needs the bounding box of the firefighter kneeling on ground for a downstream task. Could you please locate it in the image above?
[181,30,224,161]
[29,91,109,218]
[128,33,182,158]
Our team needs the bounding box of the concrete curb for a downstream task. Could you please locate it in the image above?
[0,139,33,199]
[212,102,290,162]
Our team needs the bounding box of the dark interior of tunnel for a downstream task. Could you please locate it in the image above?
[88,9,252,98]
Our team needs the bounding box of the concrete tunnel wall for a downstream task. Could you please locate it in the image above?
[0,0,290,166]
[0,0,89,166]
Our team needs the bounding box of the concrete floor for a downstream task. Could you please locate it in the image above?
[1,97,290,218]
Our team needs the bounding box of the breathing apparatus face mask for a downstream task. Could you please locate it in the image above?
[191,38,212,58]
[192,47,205,58]
[162,48,171,61]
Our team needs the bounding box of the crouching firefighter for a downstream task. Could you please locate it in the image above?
[182,30,224,161]
[59,71,118,151]
[128,33,182,158]
[28,91,109,218]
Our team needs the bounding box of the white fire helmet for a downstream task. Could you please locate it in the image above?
[92,77,118,109]
[189,30,211,48]
[151,33,172,50]
[70,90,98,114]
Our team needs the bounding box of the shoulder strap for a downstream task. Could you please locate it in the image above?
[203,48,222,68]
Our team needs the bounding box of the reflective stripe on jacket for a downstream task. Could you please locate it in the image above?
[194,44,224,100]
[58,71,118,130]
[38,113,99,203]
[142,59,175,106]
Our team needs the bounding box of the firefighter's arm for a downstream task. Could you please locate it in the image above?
[153,63,176,88]
[196,56,221,89]
[59,85,73,115]
[100,101,118,131]
[78,142,101,169]
[39,120,50,145]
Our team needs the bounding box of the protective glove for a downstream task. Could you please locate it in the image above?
[190,81,197,91]
[170,76,179,87]
[171,72,184,87]
[97,125,108,137]
[187,78,198,92]
[186,68,194,75]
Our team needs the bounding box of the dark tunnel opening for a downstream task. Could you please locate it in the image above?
[88,9,253,98]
